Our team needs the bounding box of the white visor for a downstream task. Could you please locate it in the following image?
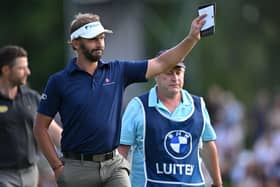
[70,21,113,41]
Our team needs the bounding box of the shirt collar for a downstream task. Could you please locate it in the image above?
[66,57,108,75]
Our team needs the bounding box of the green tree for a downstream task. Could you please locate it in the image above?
[0,1,65,92]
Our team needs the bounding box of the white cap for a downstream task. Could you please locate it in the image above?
[70,21,113,41]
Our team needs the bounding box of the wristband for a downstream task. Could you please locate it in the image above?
[52,163,63,171]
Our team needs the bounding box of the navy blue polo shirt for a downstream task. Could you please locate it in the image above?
[38,58,148,154]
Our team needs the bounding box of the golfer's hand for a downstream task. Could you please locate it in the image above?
[188,14,207,41]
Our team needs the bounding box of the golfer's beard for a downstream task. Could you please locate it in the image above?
[83,49,102,62]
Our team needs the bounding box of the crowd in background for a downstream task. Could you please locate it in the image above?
[206,85,280,187]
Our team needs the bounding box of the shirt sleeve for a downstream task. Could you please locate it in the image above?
[37,75,61,118]
[123,60,148,86]
[201,98,217,141]
[120,97,144,146]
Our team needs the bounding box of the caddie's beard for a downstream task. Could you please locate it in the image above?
[80,43,102,62]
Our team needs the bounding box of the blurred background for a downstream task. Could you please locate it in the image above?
[1,0,279,186]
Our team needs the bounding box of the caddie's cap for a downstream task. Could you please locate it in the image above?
[175,62,186,69]
[70,21,113,41]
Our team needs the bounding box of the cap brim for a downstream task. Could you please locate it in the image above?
[81,29,113,39]
[175,63,185,69]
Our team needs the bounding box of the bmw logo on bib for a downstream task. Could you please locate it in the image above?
[164,130,192,159]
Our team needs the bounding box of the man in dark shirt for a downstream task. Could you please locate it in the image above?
[33,12,207,187]
[0,45,62,187]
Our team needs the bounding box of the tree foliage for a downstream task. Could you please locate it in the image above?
[143,0,280,107]
[1,0,279,107]
[0,1,65,92]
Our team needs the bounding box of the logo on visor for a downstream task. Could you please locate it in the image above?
[164,130,192,159]
[85,22,99,30]
[85,25,93,30]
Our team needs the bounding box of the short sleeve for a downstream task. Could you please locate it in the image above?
[201,98,217,141]
[37,75,61,118]
[120,97,144,145]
